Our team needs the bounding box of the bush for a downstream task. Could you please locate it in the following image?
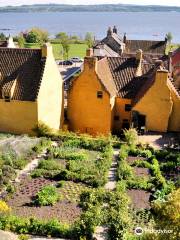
[32,138,52,154]
[38,159,62,171]
[152,189,180,240]
[119,144,129,161]
[0,215,72,238]
[117,159,134,181]
[123,128,138,148]
[127,177,153,190]
[107,190,132,239]
[0,200,11,213]
[34,185,60,206]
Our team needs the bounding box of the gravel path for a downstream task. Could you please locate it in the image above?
[15,150,47,183]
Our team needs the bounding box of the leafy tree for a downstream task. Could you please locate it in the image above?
[62,41,70,60]
[0,32,6,41]
[31,27,49,42]
[85,32,94,48]
[56,32,69,42]
[26,31,41,43]
[152,189,180,240]
[17,34,25,48]
[166,32,173,44]
[25,27,49,44]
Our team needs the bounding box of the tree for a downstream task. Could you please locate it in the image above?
[17,34,25,48]
[26,31,41,43]
[152,189,180,240]
[31,27,49,42]
[25,27,49,44]
[56,32,69,42]
[62,41,70,60]
[0,32,6,41]
[85,32,94,48]
[166,32,173,44]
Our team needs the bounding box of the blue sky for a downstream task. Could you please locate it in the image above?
[0,0,180,7]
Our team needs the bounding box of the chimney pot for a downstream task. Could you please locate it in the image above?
[136,49,143,61]
[42,43,53,58]
[86,48,94,57]
[113,26,117,34]
[107,27,113,37]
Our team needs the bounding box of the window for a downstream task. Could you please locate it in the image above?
[4,95,10,102]
[97,91,103,99]
[125,104,132,112]
[114,116,120,121]
[122,119,130,129]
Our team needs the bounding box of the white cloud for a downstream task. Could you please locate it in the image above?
[0,0,180,7]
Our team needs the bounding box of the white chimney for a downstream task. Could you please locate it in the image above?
[7,36,16,48]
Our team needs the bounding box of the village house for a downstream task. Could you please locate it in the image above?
[93,26,167,57]
[67,48,180,135]
[0,43,64,135]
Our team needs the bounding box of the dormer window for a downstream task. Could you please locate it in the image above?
[97,91,103,99]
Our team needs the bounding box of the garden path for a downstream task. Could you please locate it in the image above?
[93,149,119,240]
[14,150,47,183]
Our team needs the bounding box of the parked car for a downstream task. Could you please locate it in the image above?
[59,60,73,66]
[70,57,83,63]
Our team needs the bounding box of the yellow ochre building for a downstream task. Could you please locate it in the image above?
[0,43,64,135]
[67,48,180,135]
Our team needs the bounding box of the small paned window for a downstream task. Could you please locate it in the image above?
[125,104,132,112]
[97,91,103,99]
[114,116,120,121]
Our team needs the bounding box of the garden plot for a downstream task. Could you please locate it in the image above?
[7,142,112,225]
[7,177,83,224]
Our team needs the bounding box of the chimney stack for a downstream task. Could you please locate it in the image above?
[113,26,117,34]
[84,57,97,72]
[7,35,16,48]
[86,48,94,57]
[107,27,113,37]
[123,33,127,44]
[135,49,143,77]
[42,43,53,58]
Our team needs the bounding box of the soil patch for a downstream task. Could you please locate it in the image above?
[8,177,82,224]
[127,189,151,209]
[134,167,150,177]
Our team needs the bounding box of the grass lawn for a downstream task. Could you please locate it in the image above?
[24,42,88,60]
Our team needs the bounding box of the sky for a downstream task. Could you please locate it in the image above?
[0,0,180,7]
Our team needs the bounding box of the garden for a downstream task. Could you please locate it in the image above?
[0,125,179,240]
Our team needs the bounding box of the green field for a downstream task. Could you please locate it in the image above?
[24,42,88,60]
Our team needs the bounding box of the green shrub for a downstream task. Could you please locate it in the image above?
[34,185,60,206]
[123,128,138,148]
[107,190,132,239]
[119,144,129,161]
[38,159,62,171]
[117,160,134,181]
[132,159,152,169]
[127,177,153,190]
[0,215,72,238]
[32,138,52,154]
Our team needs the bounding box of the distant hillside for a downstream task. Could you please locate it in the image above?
[0,4,180,13]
